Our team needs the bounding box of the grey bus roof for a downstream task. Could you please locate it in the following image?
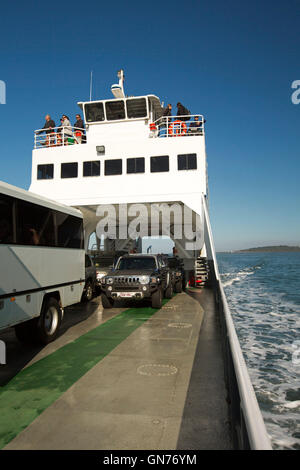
[0,180,83,218]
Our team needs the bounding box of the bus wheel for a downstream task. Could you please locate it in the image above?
[36,298,62,344]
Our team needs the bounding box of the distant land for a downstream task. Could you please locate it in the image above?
[235,245,300,253]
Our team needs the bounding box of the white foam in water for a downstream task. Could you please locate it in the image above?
[217,252,300,450]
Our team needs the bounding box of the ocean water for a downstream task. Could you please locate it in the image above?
[217,252,300,450]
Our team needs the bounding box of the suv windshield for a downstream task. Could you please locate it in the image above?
[116,257,157,271]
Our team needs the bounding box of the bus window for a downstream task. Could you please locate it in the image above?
[16,200,55,246]
[0,194,14,244]
[56,212,83,249]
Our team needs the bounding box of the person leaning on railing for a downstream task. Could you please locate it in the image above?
[35,114,56,146]
[61,115,74,145]
[188,115,206,135]
[74,113,85,144]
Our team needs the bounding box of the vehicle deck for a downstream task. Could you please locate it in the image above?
[0,289,232,450]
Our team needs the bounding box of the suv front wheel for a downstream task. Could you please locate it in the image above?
[101,293,114,309]
[151,287,162,309]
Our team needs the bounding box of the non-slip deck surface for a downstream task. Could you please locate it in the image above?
[1,290,231,450]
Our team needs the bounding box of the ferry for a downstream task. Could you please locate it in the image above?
[0,71,272,450]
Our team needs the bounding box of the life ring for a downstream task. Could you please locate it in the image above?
[168,120,187,136]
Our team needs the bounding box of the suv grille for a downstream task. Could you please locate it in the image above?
[114,276,140,286]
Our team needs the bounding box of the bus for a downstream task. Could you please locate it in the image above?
[0,181,85,344]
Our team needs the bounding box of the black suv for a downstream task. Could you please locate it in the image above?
[100,254,173,309]
[166,256,186,293]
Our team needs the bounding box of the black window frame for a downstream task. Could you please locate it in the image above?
[85,102,105,122]
[177,153,197,171]
[37,164,54,180]
[105,100,125,121]
[126,157,145,174]
[104,159,123,176]
[126,98,148,119]
[61,162,78,179]
[150,155,169,173]
[83,160,100,177]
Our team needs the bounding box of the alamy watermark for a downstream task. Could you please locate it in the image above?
[291,80,300,104]
[0,80,6,104]
[95,203,202,250]
[0,340,6,365]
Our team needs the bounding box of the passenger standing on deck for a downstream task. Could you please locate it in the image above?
[61,115,73,144]
[56,118,64,146]
[176,102,190,122]
[161,103,172,136]
[35,114,56,146]
[162,103,172,118]
[74,114,85,144]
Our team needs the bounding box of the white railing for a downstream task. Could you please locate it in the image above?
[202,194,272,449]
[150,114,205,138]
[34,126,86,149]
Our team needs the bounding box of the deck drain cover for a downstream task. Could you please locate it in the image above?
[168,322,192,329]
[137,364,178,377]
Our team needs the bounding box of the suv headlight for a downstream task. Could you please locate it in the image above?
[97,272,106,280]
[139,275,150,285]
[106,277,114,285]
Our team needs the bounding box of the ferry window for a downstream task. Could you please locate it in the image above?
[61,162,78,179]
[83,161,100,177]
[16,200,55,247]
[56,212,83,249]
[105,159,122,176]
[126,98,147,118]
[150,155,169,173]
[105,101,125,121]
[127,158,145,174]
[178,154,197,170]
[0,194,14,244]
[85,102,105,122]
[37,164,54,180]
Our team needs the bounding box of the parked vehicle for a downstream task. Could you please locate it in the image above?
[166,256,186,292]
[92,255,114,294]
[100,254,172,309]
[81,254,97,302]
[0,181,85,344]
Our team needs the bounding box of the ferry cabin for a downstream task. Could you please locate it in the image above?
[30,84,208,272]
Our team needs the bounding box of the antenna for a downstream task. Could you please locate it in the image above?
[89,70,93,101]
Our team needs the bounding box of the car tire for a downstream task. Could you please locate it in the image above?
[175,280,182,293]
[101,293,114,308]
[81,279,93,302]
[151,287,162,309]
[165,282,173,299]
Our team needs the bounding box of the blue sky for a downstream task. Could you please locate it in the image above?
[0,0,299,251]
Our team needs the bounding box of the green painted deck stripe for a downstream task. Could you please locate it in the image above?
[0,299,171,449]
